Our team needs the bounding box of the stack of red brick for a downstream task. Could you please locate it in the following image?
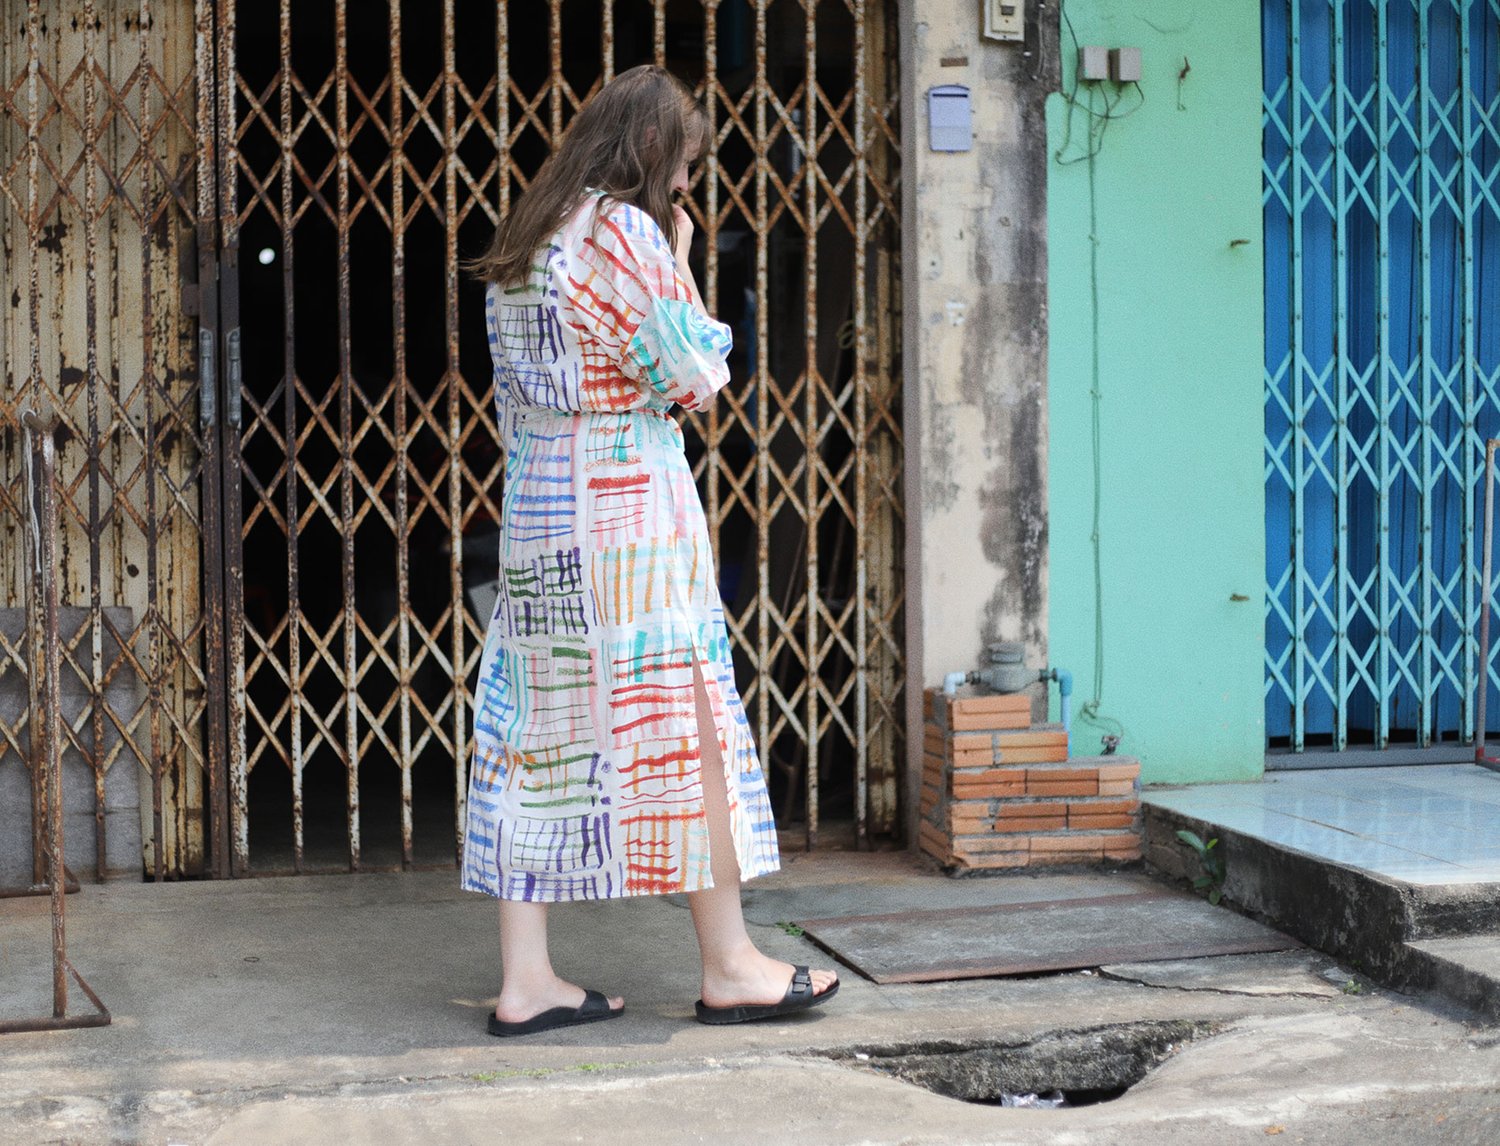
[919,688,1142,870]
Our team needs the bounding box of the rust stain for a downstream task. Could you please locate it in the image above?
[1,413,111,1032]
[37,222,67,254]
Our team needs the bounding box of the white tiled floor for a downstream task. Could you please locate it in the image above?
[1145,765,1500,886]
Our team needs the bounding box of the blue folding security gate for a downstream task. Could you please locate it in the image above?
[1264,1,1500,754]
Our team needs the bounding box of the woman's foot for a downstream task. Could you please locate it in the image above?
[700,947,838,1010]
[495,975,624,1024]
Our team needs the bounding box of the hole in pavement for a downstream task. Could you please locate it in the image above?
[820,1019,1220,1109]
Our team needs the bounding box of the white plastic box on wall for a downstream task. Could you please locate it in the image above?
[927,84,972,152]
[982,0,1025,43]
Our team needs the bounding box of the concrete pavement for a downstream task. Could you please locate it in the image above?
[2,852,1498,1143]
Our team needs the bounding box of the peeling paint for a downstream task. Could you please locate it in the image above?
[37,221,67,254]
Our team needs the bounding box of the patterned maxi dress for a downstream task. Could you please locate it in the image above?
[462,192,782,902]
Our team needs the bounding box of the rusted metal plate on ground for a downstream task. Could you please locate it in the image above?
[798,891,1301,984]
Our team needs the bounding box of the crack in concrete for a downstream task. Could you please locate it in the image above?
[0,1054,815,1125]
[1096,968,1343,1000]
[806,1017,1222,1063]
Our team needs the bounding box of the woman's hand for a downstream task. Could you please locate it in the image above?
[671,203,694,266]
[670,201,709,315]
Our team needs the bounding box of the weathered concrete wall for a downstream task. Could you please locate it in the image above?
[1046,0,1265,783]
[901,2,1060,835]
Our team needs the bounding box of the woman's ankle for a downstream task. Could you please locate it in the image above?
[698,938,769,981]
[498,968,563,1000]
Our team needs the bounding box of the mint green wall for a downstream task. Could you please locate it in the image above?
[1046,1,1265,783]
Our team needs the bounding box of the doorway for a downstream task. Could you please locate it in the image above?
[221,0,906,872]
[1263,0,1500,763]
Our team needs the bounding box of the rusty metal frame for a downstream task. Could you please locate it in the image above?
[0,411,111,1036]
[3,0,904,879]
[218,0,904,870]
[681,0,906,849]
[1,0,219,878]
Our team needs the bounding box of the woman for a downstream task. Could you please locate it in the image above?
[464,65,838,1037]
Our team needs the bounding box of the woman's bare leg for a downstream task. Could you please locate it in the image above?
[686,668,837,1007]
[494,899,623,1022]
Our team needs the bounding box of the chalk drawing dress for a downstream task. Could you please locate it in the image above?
[462,194,781,902]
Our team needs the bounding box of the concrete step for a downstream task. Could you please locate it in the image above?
[1405,936,1500,1022]
[1142,801,1500,1017]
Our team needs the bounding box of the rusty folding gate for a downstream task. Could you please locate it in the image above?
[0,0,904,879]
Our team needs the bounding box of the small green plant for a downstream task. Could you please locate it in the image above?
[1175,829,1226,905]
[471,1068,545,1082]
[1341,978,1363,996]
[471,1061,631,1084]
[775,921,805,937]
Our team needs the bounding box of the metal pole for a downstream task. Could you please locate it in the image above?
[1478,440,1500,773]
[24,411,67,1016]
[0,411,111,1035]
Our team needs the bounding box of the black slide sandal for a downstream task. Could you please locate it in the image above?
[693,966,839,1025]
[486,988,623,1037]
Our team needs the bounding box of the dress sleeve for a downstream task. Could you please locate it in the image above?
[590,202,733,412]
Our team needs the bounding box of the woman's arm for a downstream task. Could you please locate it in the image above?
[580,199,732,411]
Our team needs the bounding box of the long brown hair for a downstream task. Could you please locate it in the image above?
[471,65,709,286]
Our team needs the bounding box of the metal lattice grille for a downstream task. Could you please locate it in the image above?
[0,1,216,878]
[225,0,903,872]
[1264,0,1500,751]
